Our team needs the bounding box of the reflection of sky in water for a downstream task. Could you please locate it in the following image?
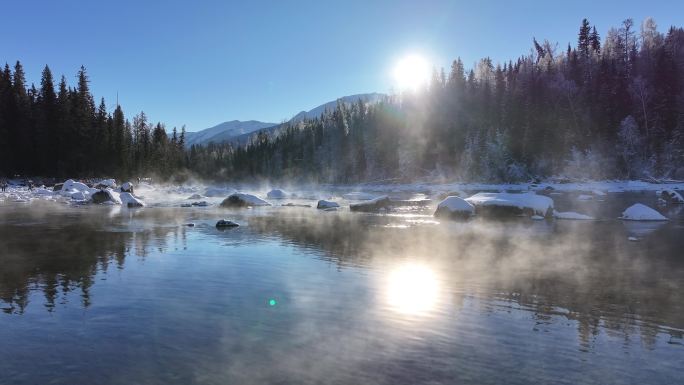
[0,201,683,385]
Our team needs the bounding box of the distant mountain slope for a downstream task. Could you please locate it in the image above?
[185,120,277,147]
[185,93,386,147]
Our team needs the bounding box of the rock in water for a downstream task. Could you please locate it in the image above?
[216,219,239,228]
[350,196,391,212]
[220,193,271,208]
[620,203,668,221]
[465,192,554,218]
[120,192,145,207]
[267,189,288,199]
[52,183,64,192]
[91,189,121,204]
[657,189,684,204]
[433,196,474,220]
[317,200,340,209]
[120,181,134,193]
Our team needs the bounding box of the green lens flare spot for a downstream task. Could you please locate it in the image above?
[268,299,277,307]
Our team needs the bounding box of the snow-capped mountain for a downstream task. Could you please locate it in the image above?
[184,120,277,147]
[185,93,386,147]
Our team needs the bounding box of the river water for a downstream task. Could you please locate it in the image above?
[0,192,683,384]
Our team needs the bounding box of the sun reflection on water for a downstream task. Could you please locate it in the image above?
[385,263,440,316]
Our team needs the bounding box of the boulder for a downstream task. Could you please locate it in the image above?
[267,189,288,199]
[433,196,474,220]
[350,196,391,212]
[216,219,240,228]
[220,193,271,208]
[120,192,145,208]
[657,189,684,204]
[317,200,340,209]
[465,192,554,218]
[120,181,134,193]
[91,189,122,205]
[52,183,64,192]
[96,179,117,189]
[620,203,668,221]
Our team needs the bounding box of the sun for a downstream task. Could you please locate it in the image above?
[393,54,431,91]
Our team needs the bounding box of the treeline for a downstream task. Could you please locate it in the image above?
[189,18,684,182]
[0,64,187,179]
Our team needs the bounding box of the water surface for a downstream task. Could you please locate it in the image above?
[1,195,683,385]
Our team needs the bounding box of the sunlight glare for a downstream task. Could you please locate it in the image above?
[386,263,439,315]
[393,55,431,91]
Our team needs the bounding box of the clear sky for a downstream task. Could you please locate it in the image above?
[2,0,681,131]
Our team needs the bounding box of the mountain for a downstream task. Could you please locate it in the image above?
[185,93,386,147]
[184,120,277,147]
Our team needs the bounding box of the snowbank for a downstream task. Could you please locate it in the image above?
[434,196,474,219]
[317,200,339,209]
[554,211,594,220]
[267,189,288,199]
[220,193,271,208]
[620,203,668,221]
[465,192,554,217]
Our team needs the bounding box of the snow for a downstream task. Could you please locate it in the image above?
[554,211,595,220]
[267,189,288,199]
[349,195,391,212]
[120,181,133,192]
[120,192,145,208]
[620,203,668,221]
[62,179,90,193]
[317,200,340,209]
[33,188,53,195]
[465,192,554,217]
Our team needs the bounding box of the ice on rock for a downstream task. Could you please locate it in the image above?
[220,193,271,208]
[554,211,595,220]
[433,196,474,219]
[317,200,340,209]
[620,203,668,221]
[465,192,554,217]
[267,189,288,199]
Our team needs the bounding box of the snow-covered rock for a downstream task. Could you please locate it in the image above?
[187,193,204,200]
[317,200,340,209]
[343,192,377,200]
[70,191,87,201]
[266,189,288,199]
[33,188,53,195]
[350,196,391,212]
[91,189,122,205]
[63,179,90,193]
[620,203,668,221]
[433,196,474,219]
[465,192,554,217]
[96,179,117,189]
[120,192,145,208]
[657,189,684,204]
[220,193,271,208]
[120,181,134,193]
[554,211,594,220]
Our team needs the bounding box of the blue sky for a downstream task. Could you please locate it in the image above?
[2,0,681,131]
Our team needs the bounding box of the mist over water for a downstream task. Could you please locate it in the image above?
[1,194,683,385]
